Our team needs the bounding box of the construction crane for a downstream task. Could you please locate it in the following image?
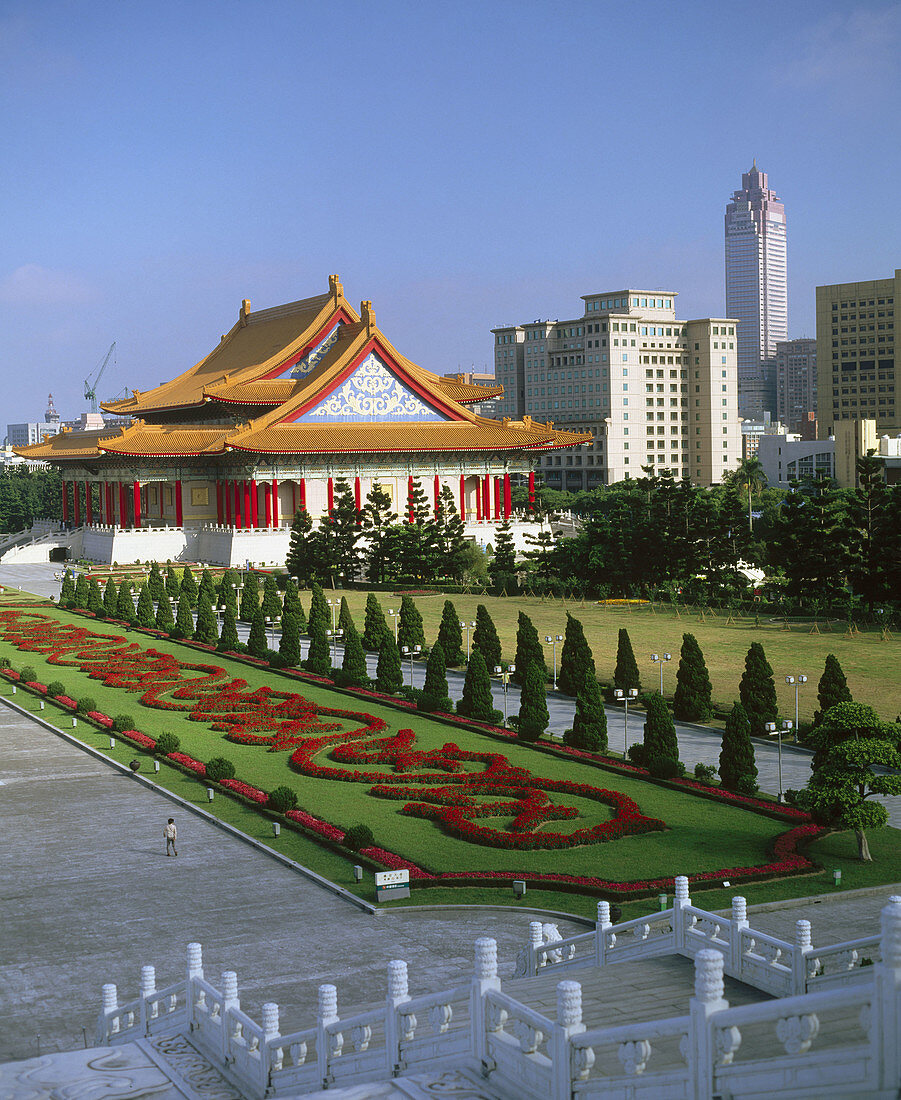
[84,342,116,413]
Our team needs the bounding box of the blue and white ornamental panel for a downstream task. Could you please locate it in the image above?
[298,352,445,423]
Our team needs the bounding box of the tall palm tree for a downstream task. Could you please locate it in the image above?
[730,456,767,533]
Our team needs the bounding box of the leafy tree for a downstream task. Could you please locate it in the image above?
[59,569,75,604]
[338,596,355,638]
[846,451,895,611]
[308,582,330,634]
[147,562,165,601]
[165,565,181,601]
[375,633,403,694]
[217,603,240,652]
[305,613,331,675]
[420,641,453,712]
[361,483,397,585]
[517,660,549,742]
[155,594,175,632]
[193,590,219,645]
[613,628,641,693]
[285,508,317,585]
[512,611,545,687]
[642,693,680,766]
[396,478,441,583]
[74,573,90,608]
[472,604,502,671]
[808,701,886,772]
[180,565,198,606]
[457,647,497,722]
[771,479,847,608]
[247,608,268,659]
[261,574,282,620]
[434,485,471,582]
[199,569,216,604]
[278,611,301,666]
[436,600,465,665]
[362,593,389,651]
[739,642,778,737]
[522,525,560,586]
[559,614,596,696]
[135,583,155,627]
[728,455,767,534]
[103,578,119,617]
[397,594,425,650]
[804,739,901,861]
[814,654,852,726]
[564,674,607,752]
[174,591,194,638]
[719,702,758,793]
[219,570,239,613]
[116,580,136,623]
[487,519,517,592]
[308,478,363,586]
[282,578,304,626]
[341,618,369,686]
[672,633,713,722]
[87,577,103,614]
[239,573,259,622]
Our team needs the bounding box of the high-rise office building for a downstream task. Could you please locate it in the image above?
[492,290,742,490]
[816,269,899,436]
[725,162,788,418]
[774,337,817,432]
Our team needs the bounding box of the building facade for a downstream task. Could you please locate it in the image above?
[492,290,742,490]
[725,162,788,418]
[816,269,899,437]
[774,337,817,431]
[756,432,834,488]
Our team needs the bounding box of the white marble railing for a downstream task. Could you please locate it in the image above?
[95,897,901,1099]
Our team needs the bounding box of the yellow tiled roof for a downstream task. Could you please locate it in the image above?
[202,379,299,405]
[97,424,230,457]
[13,429,118,460]
[434,377,504,403]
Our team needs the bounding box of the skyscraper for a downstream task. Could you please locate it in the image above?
[725,162,788,418]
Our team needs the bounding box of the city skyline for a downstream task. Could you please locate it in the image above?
[2,0,900,425]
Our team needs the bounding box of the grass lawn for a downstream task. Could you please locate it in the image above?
[2,595,900,916]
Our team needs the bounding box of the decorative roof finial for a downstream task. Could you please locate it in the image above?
[239,299,251,327]
[329,274,343,300]
[361,300,376,334]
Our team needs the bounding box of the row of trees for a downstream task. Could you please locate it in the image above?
[0,467,62,532]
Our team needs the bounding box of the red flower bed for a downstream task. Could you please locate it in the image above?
[120,729,156,749]
[87,710,114,728]
[219,778,267,804]
[167,751,206,775]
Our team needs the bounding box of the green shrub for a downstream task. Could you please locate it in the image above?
[154,732,181,755]
[112,714,136,732]
[693,762,717,783]
[648,757,685,780]
[205,757,236,782]
[735,774,759,796]
[19,665,38,683]
[0,656,10,669]
[342,823,375,850]
[627,743,648,767]
[76,696,98,714]
[266,786,298,813]
[47,681,66,696]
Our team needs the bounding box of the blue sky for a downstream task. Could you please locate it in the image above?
[2,0,900,425]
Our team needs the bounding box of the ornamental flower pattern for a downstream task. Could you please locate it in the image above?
[303,354,443,422]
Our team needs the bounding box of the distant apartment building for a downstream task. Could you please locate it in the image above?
[775,337,817,431]
[492,289,742,490]
[725,162,788,419]
[816,269,899,437]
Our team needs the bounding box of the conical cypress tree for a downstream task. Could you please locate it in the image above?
[282,577,302,619]
[147,562,165,601]
[193,590,219,645]
[341,619,368,685]
[199,568,216,603]
[103,578,119,617]
[135,583,155,627]
[59,569,75,604]
[261,574,281,619]
[239,573,259,622]
[74,572,90,608]
[739,642,778,737]
[719,702,758,792]
[165,565,181,601]
[247,608,268,658]
[814,654,852,725]
[305,615,331,675]
[155,594,175,632]
[87,577,103,613]
[180,565,198,606]
[308,582,329,634]
[398,594,425,650]
[279,612,301,666]
[457,647,497,721]
[376,633,403,694]
[436,599,465,665]
[116,580,136,623]
[559,614,596,696]
[672,633,713,722]
[337,596,354,638]
[219,575,238,613]
[517,661,549,743]
[512,611,545,687]
[362,593,389,651]
[564,674,608,752]
[472,604,502,671]
[419,641,453,712]
[217,603,239,652]
[614,628,641,693]
[642,693,680,764]
[174,591,194,637]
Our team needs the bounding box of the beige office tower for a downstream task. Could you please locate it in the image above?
[492,290,742,490]
[816,270,899,437]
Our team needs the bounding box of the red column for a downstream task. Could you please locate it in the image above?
[175,480,183,526]
[119,483,128,527]
[354,476,361,514]
[459,474,466,521]
[61,481,69,524]
[264,482,272,528]
[248,478,257,528]
[504,473,512,520]
[85,482,93,526]
[73,482,81,526]
[291,481,297,515]
[407,475,414,523]
[327,476,334,514]
[528,471,536,511]
[493,477,500,521]
[475,480,482,523]
[132,481,142,529]
[271,478,279,527]
[482,476,490,522]
[433,474,440,517]
[299,478,306,512]
[243,480,252,528]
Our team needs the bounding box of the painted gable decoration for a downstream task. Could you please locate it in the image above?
[272,322,345,379]
[293,352,446,423]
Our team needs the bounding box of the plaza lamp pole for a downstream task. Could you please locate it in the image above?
[785,674,807,738]
[387,608,397,643]
[614,687,639,757]
[494,664,516,726]
[544,634,563,690]
[650,652,672,695]
[765,719,793,803]
[266,616,277,649]
[460,620,476,658]
[326,598,338,634]
[327,628,343,666]
[402,644,421,686]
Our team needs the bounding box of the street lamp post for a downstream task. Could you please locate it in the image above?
[401,644,421,686]
[544,634,564,690]
[765,719,793,803]
[387,608,398,643]
[785,674,808,737]
[265,616,277,649]
[326,598,339,634]
[460,620,476,658]
[650,652,672,695]
[327,628,343,666]
[494,664,516,726]
[614,687,639,757]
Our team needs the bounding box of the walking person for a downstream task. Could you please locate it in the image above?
[164,817,178,857]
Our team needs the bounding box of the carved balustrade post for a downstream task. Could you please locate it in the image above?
[687,949,730,1100]
[673,875,691,952]
[792,919,813,995]
[99,983,118,1044]
[186,942,203,1024]
[261,1001,281,1080]
[878,895,901,1090]
[317,984,339,1088]
[139,965,156,1034]
[221,971,239,1064]
[595,900,613,967]
[730,897,748,978]
[551,981,586,1100]
[470,937,501,1071]
[385,959,411,1078]
[528,920,543,976]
